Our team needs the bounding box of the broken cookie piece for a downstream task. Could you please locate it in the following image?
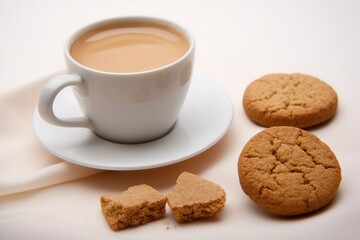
[166,172,226,223]
[100,184,166,231]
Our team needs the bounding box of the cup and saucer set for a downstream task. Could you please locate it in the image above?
[33,73,233,170]
[32,17,234,170]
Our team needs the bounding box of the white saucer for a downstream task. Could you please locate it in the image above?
[32,73,234,170]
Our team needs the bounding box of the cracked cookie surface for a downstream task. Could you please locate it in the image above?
[243,73,338,128]
[238,126,341,216]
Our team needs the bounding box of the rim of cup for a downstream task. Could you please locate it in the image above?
[64,16,195,76]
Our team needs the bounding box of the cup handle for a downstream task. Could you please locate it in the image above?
[38,74,93,129]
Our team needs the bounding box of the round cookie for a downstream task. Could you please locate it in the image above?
[238,126,341,216]
[243,73,338,128]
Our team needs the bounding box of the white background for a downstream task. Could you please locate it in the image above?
[1,0,360,239]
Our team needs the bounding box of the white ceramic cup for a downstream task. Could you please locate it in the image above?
[38,17,195,143]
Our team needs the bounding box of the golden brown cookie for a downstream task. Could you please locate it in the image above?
[238,126,341,216]
[166,172,226,223]
[243,73,338,128]
[100,184,166,231]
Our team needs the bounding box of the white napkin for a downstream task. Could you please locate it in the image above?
[0,73,102,196]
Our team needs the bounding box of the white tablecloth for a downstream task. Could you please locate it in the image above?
[1,0,360,239]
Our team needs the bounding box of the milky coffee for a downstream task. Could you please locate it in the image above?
[70,22,189,73]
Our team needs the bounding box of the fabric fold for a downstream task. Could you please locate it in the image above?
[0,72,103,197]
[0,162,102,196]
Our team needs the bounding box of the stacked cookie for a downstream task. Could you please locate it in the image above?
[238,73,341,216]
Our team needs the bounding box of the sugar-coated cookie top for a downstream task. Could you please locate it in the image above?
[102,184,165,206]
[167,172,226,206]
